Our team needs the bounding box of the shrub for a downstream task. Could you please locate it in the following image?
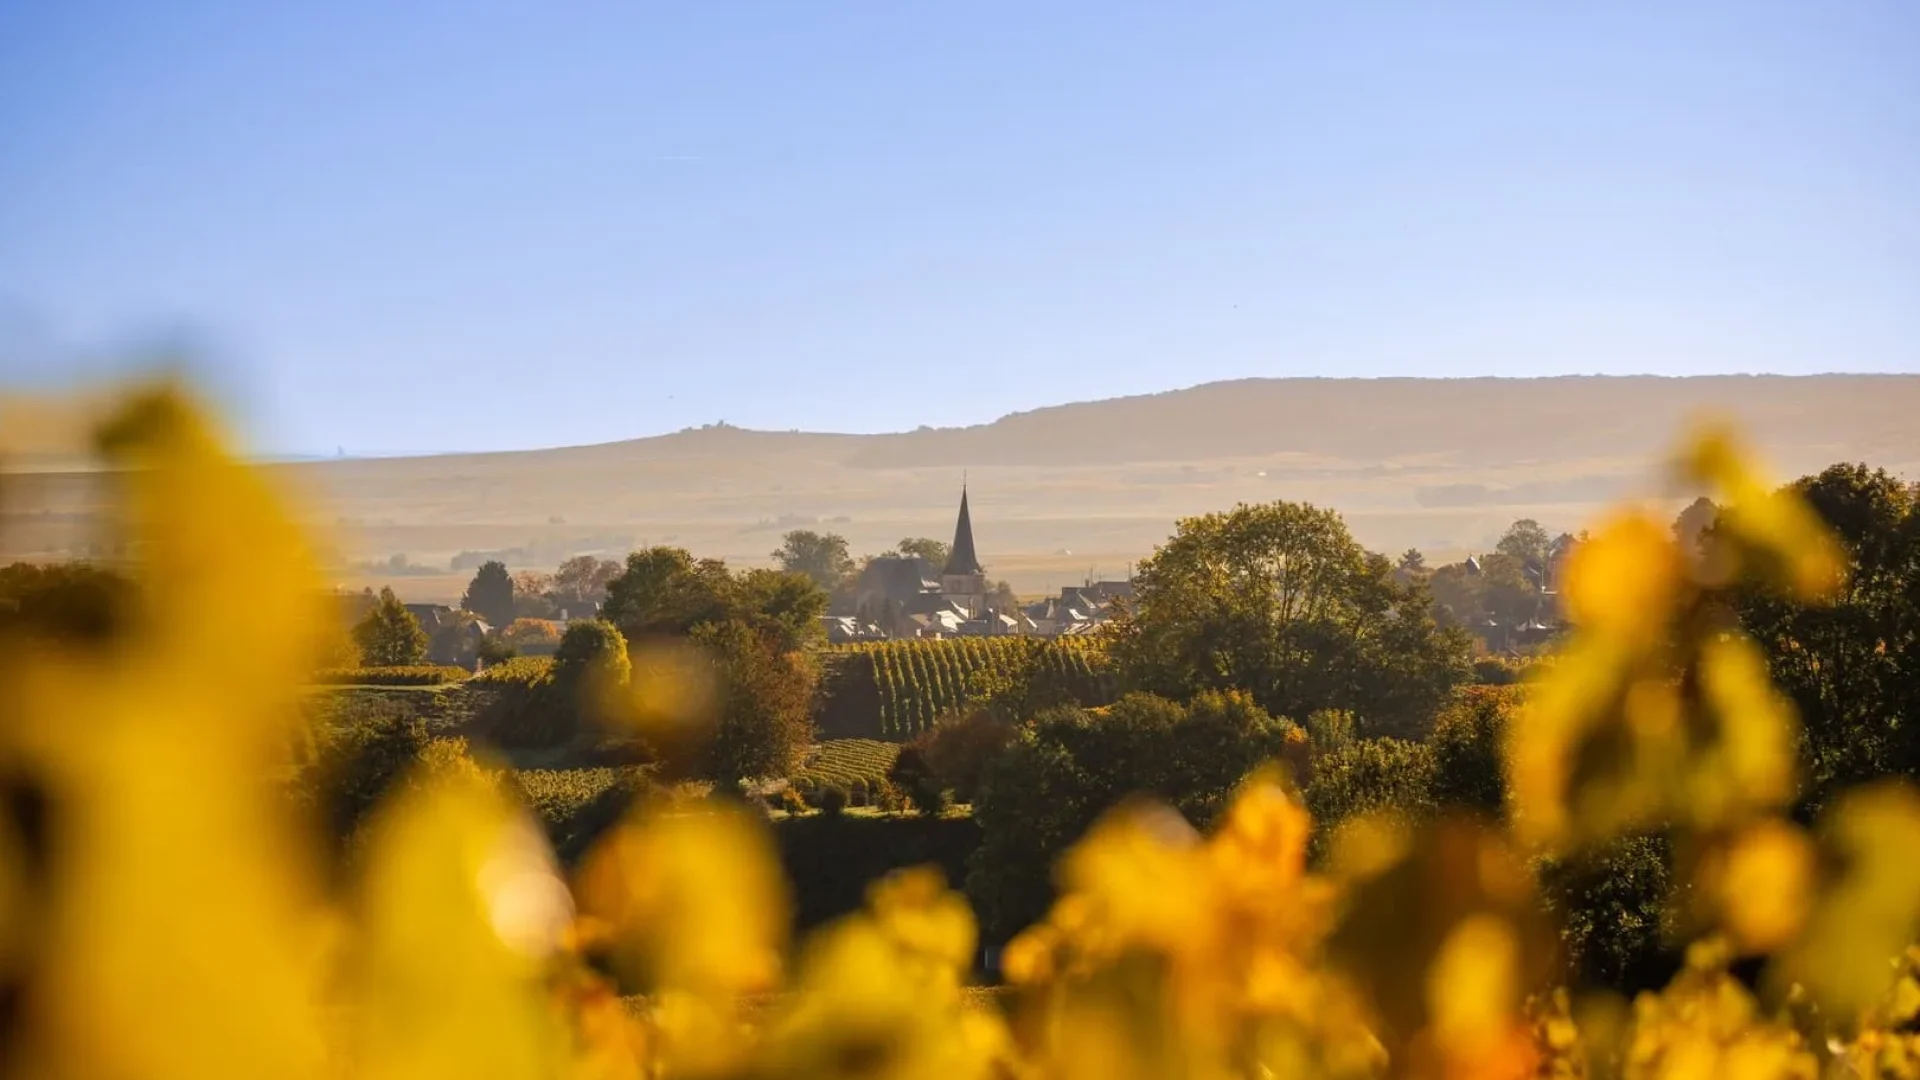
[818,783,850,817]
[887,744,947,816]
[310,665,467,687]
[848,778,870,807]
[777,787,810,815]
[475,636,517,667]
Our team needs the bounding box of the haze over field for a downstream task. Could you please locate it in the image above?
[8,373,1918,601]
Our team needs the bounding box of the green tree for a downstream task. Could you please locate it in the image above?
[686,619,817,788]
[352,587,428,667]
[1495,518,1552,567]
[1730,464,1920,810]
[1110,501,1471,739]
[966,691,1296,942]
[771,530,855,591]
[892,537,951,568]
[1428,685,1521,817]
[551,618,631,710]
[600,547,825,651]
[460,560,515,627]
[1397,548,1426,573]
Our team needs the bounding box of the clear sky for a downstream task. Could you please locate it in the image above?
[2,2,1915,456]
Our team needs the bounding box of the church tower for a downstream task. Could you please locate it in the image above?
[941,485,989,617]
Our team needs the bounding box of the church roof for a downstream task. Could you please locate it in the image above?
[943,486,984,576]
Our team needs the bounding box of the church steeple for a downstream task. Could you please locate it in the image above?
[944,485,983,577]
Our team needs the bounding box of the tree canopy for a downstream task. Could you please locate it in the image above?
[352,587,427,667]
[1730,464,1920,810]
[460,560,515,628]
[771,530,855,590]
[1110,500,1471,738]
[891,537,951,568]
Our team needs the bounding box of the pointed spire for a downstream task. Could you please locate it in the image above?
[944,484,983,576]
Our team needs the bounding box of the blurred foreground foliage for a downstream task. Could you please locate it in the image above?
[6,384,1920,1080]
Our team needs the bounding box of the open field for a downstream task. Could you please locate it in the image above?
[9,375,1920,600]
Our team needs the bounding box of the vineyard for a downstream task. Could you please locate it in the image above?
[790,738,901,793]
[815,636,1117,739]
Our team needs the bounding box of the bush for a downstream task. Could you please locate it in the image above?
[818,783,850,817]
[777,787,810,815]
[475,636,517,667]
[310,665,467,687]
[848,778,870,807]
[887,744,948,816]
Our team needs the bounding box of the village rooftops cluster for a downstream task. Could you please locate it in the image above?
[822,487,1133,644]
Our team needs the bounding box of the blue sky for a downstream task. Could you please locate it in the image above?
[2,2,1915,456]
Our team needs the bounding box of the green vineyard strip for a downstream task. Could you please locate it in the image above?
[820,637,1116,740]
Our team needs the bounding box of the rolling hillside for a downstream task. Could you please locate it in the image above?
[7,375,1917,599]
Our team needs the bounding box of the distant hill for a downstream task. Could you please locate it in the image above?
[8,375,1919,600]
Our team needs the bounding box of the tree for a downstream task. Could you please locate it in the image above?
[1495,518,1552,567]
[966,691,1296,941]
[552,619,632,706]
[910,710,1015,805]
[461,560,515,628]
[511,571,560,618]
[1730,464,1920,811]
[1428,686,1522,817]
[1110,501,1472,738]
[502,617,562,655]
[771,530,855,591]
[352,587,427,667]
[1671,496,1719,555]
[892,537,951,568]
[685,619,817,788]
[552,555,621,606]
[988,579,1020,613]
[1397,548,1427,573]
[600,546,825,652]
